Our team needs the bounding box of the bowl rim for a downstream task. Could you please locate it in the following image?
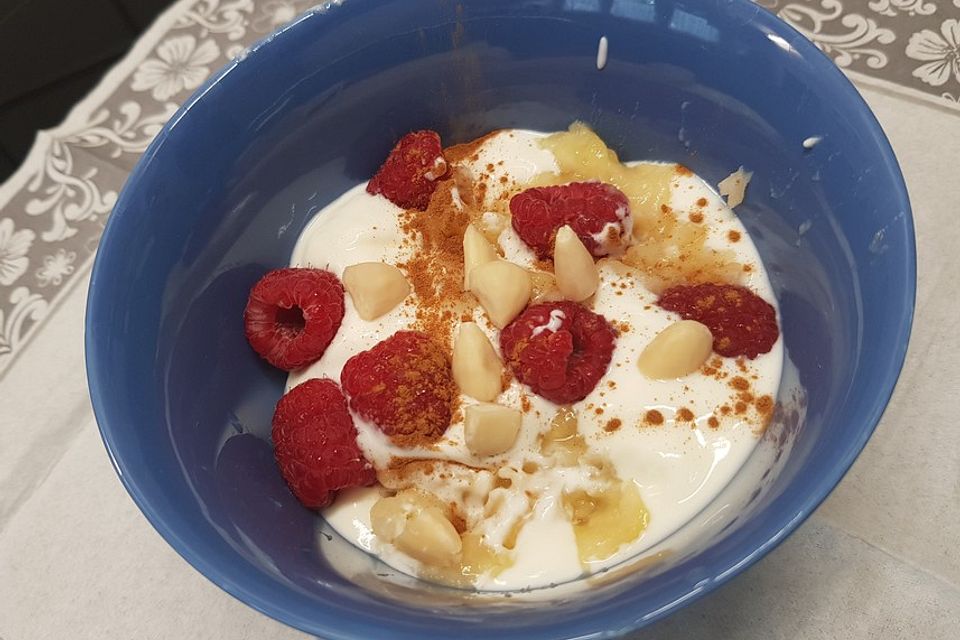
[85,1,917,638]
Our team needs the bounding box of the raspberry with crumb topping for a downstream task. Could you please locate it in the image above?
[509,182,631,258]
[500,302,617,404]
[657,283,779,358]
[272,378,376,509]
[366,130,448,210]
[340,331,457,446]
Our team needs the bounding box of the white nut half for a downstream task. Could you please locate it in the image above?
[469,260,532,329]
[394,506,463,567]
[369,495,411,543]
[464,403,522,457]
[554,225,599,302]
[369,489,452,545]
[452,322,503,402]
[637,320,713,379]
[463,223,499,289]
[342,262,411,321]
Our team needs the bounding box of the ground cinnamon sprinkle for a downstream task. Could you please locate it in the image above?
[604,418,622,432]
[696,197,707,207]
[689,211,704,224]
[644,410,664,425]
[707,416,719,429]
[756,395,773,413]
[379,339,459,448]
[755,395,774,422]
[533,257,553,272]
[444,131,499,164]
[475,181,488,204]
[378,458,490,493]
[520,396,532,413]
[377,459,433,488]
[728,230,741,243]
[730,376,750,391]
[396,178,473,347]
[676,407,694,422]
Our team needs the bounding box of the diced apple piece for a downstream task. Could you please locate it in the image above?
[718,166,753,208]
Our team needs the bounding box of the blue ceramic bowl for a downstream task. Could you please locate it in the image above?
[86,0,915,637]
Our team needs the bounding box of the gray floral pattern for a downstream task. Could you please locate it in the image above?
[35,249,77,288]
[764,1,960,106]
[0,0,956,377]
[252,0,318,32]
[780,1,896,69]
[868,0,937,17]
[131,35,222,100]
[906,18,960,87]
[0,219,35,287]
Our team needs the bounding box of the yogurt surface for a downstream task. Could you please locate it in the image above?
[286,129,782,590]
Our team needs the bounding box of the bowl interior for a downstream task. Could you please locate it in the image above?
[86,0,914,638]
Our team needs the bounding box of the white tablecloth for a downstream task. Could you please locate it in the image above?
[2,1,959,638]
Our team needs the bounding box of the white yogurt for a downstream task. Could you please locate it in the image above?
[287,130,782,591]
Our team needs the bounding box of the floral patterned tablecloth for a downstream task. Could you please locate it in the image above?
[1,2,959,639]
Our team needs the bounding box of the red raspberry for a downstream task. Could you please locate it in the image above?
[366,130,448,210]
[509,182,631,259]
[244,268,345,371]
[341,331,456,446]
[272,378,377,509]
[657,283,779,359]
[500,302,617,404]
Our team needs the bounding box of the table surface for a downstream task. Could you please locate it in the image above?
[1,1,958,638]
